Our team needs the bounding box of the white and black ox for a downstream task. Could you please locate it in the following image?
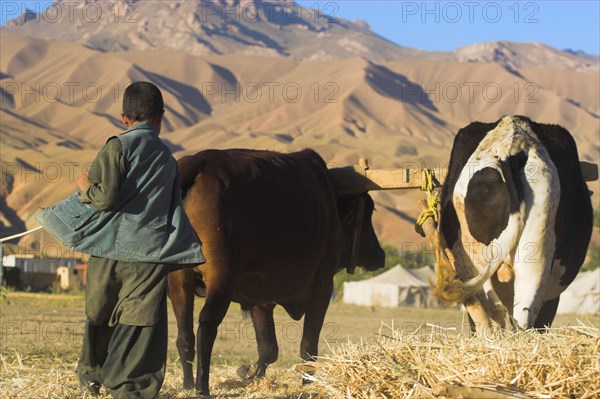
[437,115,593,331]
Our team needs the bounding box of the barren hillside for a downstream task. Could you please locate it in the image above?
[1,1,598,252]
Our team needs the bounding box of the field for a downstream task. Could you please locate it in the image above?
[1,292,598,398]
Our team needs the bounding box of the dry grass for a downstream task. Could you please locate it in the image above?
[0,355,313,399]
[309,323,600,399]
[1,293,598,398]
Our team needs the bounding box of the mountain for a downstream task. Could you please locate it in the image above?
[2,33,598,251]
[1,0,429,61]
[3,0,598,72]
[564,48,599,58]
[453,41,599,73]
[3,7,38,27]
[1,1,598,251]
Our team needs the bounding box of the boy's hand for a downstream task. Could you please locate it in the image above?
[77,173,91,192]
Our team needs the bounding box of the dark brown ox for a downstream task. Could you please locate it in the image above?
[168,149,385,396]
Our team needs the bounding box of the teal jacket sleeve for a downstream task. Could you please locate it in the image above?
[79,138,124,211]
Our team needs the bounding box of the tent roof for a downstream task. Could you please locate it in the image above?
[359,265,434,287]
[556,270,599,314]
[563,271,600,293]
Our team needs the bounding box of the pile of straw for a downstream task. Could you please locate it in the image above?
[309,323,599,399]
[2,323,598,398]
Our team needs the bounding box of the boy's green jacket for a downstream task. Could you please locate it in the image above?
[36,122,205,265]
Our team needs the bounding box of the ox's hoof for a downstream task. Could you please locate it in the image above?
[302,371,316,385]
[193,384,211,399]
[193,390,211,399]
[183,378,194,391]
[293,362,317,385]
[302,376,314,385]
[237,363,266,380]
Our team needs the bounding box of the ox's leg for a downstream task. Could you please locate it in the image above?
[491,272,514,316]
[196,284,232,396]
[533,297,560,330]
[300,277,333,381]
[464,291,505,335]
[491,272,520,329]
[167,268,196,390]
[513,227,556,328]
[238,302,278,380]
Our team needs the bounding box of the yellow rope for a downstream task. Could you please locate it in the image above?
[415,168,439,237]
[420,167,435,192]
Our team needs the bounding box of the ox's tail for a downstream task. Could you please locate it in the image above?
[177,155,202,199]
[432,231,499,304]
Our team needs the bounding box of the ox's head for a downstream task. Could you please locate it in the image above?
[337,192,385,272]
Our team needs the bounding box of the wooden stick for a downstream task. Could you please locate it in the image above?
[0,226,44,242]
[433,383,533,399]
[330,162,598,194]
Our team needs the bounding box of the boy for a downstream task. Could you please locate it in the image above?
[36,82,204,398]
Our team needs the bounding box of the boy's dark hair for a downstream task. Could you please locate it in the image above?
[122,82,164,122]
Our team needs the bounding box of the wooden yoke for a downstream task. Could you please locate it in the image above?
[329,165,443,195]
[329,161,598,195]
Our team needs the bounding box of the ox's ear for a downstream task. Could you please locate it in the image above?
[337,193,366,222]
[336,195,353,220]
[337,192,373,274]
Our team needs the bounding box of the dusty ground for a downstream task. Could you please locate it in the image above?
[0,292,596,398]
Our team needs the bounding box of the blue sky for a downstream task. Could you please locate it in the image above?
[297,1,600,54]
[2,1,599,55]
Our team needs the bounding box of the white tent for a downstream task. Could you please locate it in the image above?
[342,265,441,308]
[556,271,600,314]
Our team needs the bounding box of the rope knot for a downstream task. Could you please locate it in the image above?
[415,168,439,237]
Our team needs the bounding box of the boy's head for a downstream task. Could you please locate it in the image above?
[122,82,165,134]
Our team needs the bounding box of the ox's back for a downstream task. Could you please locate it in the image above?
[177,149,341,308]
